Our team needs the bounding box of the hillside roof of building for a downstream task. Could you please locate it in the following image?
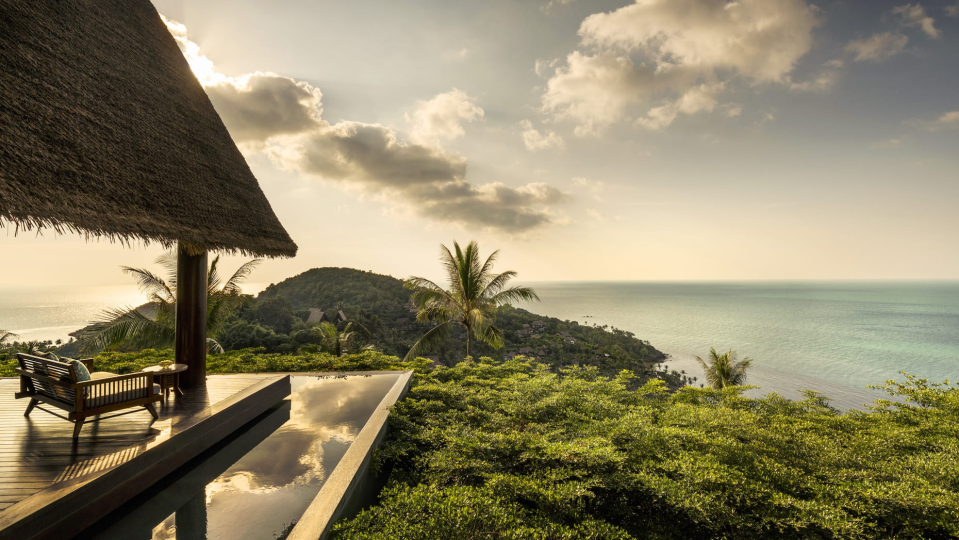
[0,0,297,258]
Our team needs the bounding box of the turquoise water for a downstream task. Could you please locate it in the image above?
[521,282,959,410]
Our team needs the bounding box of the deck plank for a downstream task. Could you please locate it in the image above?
[0,374,272,514]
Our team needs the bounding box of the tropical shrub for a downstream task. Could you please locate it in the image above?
[332,359,959,539]
[0,349,428,377]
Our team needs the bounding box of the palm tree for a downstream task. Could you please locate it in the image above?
[79,252,259,353]
[404,240,539,361]
[12,341,47,355]
[695,348,753,389]
[0,330,17,347]
[316,321,371,356]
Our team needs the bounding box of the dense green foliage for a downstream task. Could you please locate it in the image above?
[0,348,426,377]
[333,359,959,539]
[259,267,409,311]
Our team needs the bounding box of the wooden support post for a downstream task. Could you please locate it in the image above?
[176,244,207,389]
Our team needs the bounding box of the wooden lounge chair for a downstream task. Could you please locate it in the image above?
[14,353,162,439]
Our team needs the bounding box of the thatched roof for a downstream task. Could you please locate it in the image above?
[0,0,297,257]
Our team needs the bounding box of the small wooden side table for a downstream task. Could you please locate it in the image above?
[142,364,188,402]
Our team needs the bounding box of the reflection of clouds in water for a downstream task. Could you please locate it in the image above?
[151,514,176,539]
[292,375,398,428]
[205,375,399,499]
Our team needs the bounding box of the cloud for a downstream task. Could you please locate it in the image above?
[723,103,743,118]
[444,48,471,61]
[893,4,939,38]
[542,52,658,135]
[163,18,567,235]
[543,0,820,133]
[579,0,818,81]
[541,0,578,14]
[204,73,324,144]
[406,89,484,146]
[534,58,560,78]
[947,3,959,17]
[845,32,909,62]
[917,111,959,131]
[162,15,230,86]
[870,138,902,149]
[519,120,565,151]
[271,121,468,187]
[572,177,607,201]
[636,82,724,130]
[789,59,843,93]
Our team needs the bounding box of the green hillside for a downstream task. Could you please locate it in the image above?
[247,267,684,383]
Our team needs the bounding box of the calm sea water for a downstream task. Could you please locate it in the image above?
[0,285,143,343]
[521,282,959,410]
[0,283,270,344]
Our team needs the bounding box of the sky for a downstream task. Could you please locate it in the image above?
[2,0,959,289]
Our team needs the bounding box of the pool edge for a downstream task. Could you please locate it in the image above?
[287,370,414,540]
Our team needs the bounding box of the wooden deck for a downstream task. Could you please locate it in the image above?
[0,373,291,540]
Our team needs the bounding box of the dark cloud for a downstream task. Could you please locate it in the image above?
[289,121,467,187]
[205,73,322,142]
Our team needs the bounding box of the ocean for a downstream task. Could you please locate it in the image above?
[520,281,959,410]
[0,285,144,344]
[3,281,957,410]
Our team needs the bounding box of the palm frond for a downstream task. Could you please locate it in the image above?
[411,289,456,315]
[122,266,175,303]
[79,305,174,353]
[404,321,454,361]
[478,323,505,349]
[439,243,463,298]
[416,305,455,324]
[156,251,179,292]
[478,249,500,282]
[223,259,261,295]
[480,270,516,298]
[207,255,223,295]
[207,338,225,354]
[488,285,539,307]
[406,276,448,294]
[0,330,18,345]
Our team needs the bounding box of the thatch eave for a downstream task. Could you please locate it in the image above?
[0,0,298,259]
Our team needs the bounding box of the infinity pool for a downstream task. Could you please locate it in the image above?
[79,373,404,540]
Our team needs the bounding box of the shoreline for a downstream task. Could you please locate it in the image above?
[660,349,888,411]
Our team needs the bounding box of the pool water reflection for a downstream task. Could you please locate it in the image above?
[81,373,403,540]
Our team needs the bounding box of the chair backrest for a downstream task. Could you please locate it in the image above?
[17,353,76,403]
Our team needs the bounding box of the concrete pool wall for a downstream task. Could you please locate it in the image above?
[288,370,414,540]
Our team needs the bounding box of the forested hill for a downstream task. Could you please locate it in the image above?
[253,267,675,379]
[259,267,408,311]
